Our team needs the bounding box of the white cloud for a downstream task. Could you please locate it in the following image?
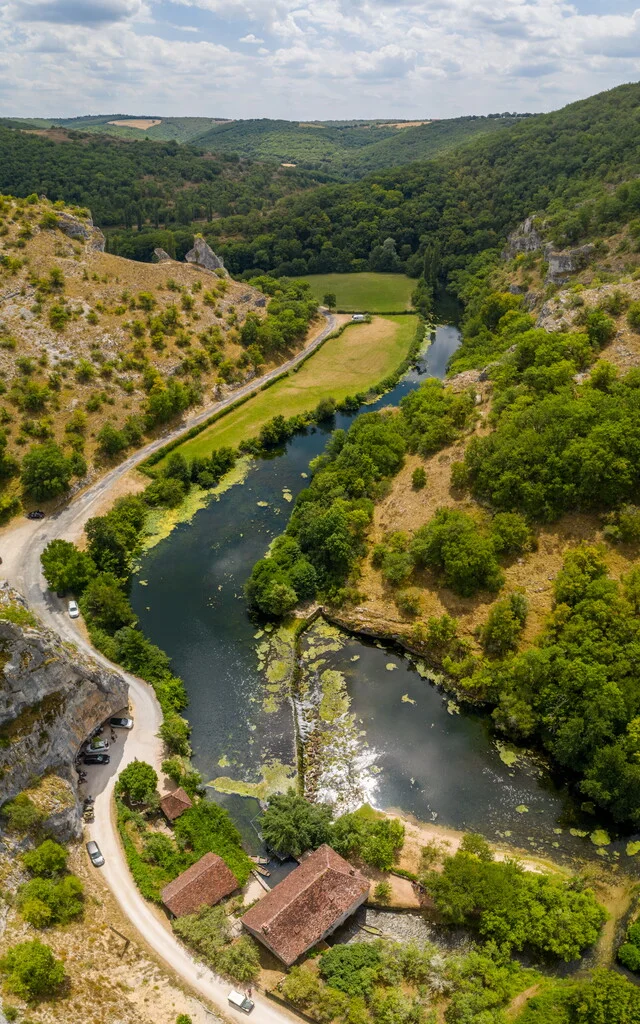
[0,0,639,118]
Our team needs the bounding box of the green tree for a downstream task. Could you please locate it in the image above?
[18,874,84,927]
[322,292,337,309]
[0,940,66,999]
[96,422,128,457]
[117,760,158,804]
[215,936,261,982]
[480,594,527,656]
[40,539,96,594]
[22,840,67,878]
[260,789,332,857]
[21,441,74,500]
[410,508,504,597]
[79,573,136,632]
[411,467,427,490]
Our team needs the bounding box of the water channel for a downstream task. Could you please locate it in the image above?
[131,323,636,868]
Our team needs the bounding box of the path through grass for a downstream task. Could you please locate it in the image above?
[295,273,415,312]
[159,315,418,466]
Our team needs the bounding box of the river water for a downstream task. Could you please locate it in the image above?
[131,324,635,867]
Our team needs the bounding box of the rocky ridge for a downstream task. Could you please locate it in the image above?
[0,582,127,824]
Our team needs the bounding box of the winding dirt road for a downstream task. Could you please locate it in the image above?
[2,315,338,1023]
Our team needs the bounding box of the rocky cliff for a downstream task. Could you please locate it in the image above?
[0,582,127,817]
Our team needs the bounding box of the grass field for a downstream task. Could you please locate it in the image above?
[295,273,415,313]
[159,315,418,466]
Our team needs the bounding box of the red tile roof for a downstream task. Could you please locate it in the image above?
[161,852,237,917]
[160,787,193,821]
[241,845,369,965]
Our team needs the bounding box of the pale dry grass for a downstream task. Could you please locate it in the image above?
[108,120,162,130]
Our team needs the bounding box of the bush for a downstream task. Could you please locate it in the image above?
[394,588,422,616]
[480,594,528,656]
[490,512,531,555]
[618,942,640,972]
[411,467,427,490]
[117,760,158,804]
[18,874,84,927]
[330,808,404,870]
[373,881,392,904]
[215,936,261,982]
[2,794,44,835]
[159,713,191,756]
[410,509,504,597]
[319,942,384,996]
[41,539,96,594]
[627,301,640,332]
[261,789,332,858]
[22,840,67,877]
[174,801,251,884]
[0,940,66,1000]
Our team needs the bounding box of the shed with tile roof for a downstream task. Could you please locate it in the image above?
[162,852,237,917]
[241,844,369,965]
[160,787,193,822]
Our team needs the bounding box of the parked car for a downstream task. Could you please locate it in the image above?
[68,600,80,619]
[26,510,45,520]
[87,738,109,752]
[86,841,104,867]
[109,717,134,730]
[82,753,110,765]
[228,991,254,1014]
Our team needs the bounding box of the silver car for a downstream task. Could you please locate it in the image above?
[86,840,104,867]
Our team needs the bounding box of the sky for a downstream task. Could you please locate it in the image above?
[1,0,639,120]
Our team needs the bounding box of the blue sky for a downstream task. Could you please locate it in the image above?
[1,0,638,119]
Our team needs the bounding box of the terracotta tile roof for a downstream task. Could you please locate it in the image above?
[160,787,193,821]
[241,844,369,965]
[162,852,237,917]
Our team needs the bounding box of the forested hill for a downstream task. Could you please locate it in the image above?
[188,114,525,176]
[0,128,318,232]
[199,82,640,280]
[4,113,527,177]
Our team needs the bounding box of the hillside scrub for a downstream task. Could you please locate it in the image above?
[423,835,605,961]
[451,546,640,825]
[246,376,477,616]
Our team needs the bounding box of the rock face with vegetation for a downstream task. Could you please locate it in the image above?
[184,235,224,271]
[0,582,127,812]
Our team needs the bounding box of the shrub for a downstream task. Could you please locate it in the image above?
[117,760,158,804]
[490,512,531,555]
[394,588,422,616]
[319,941,384,996]
[628,301,640,332]
[373,881,392,904]
[21,441,74,500]
[22,840,67,877]
[159,713,191,756]
[18,874,84,927]
[261,789,332,858]
[480,594,528,656]
[382,551,413,587]
[174,801,251,884]
[2,794,44,835]
[0,940,66,1000]
[411,467,427,490]
[410,509,504,597]
[41,539,96,594]
[215,936,261,982]
[330,808,404,870]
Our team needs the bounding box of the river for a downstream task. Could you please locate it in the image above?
[131,324,633,867]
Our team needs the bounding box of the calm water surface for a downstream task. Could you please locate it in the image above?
[132,325,634,865]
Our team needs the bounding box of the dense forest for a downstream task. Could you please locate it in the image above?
[0,128,318,233]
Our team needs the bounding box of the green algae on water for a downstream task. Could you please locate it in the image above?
[209,758,296,799]
[590,829,611,847]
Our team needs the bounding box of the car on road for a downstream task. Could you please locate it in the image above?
[68,600,80,619]
[82,753,110,765]
[86,840,104,867]
[228,991,254,1014]
[26,510,45,520]
[109,716,134,730]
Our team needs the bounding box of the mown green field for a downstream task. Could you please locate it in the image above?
[295,273,415,313]
[158,314,418,466]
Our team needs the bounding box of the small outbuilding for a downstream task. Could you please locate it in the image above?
[241,844,369,965]
[161,852,237,917]
[160,787,193,822]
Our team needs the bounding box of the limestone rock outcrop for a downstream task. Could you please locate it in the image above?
[503,216,544,258]
[0,583,127,812]
[153,248,173,263]
[544,242,595,284]
[55,210,106,252]
[184,236,225,272]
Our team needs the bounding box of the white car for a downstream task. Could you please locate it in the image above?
[68,600,80,619]
[228,991,254,1014]
[86,840,104,867]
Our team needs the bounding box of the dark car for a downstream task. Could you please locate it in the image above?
[26,510,45,520]
[82,753,110,765]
